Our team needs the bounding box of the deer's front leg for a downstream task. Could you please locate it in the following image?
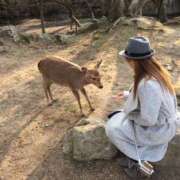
[81,88,95,112]
[71,88,84,116]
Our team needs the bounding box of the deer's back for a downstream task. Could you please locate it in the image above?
[38,57,83,87]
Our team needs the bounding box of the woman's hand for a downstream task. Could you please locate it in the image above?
[112,91,130,101]
[112,92,124,101]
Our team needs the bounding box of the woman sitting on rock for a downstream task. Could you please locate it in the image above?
[105,36,179,178]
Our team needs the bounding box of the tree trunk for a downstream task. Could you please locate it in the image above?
[100,0,111,17]
[84,0,95,19]
[109,0,125,21]
[124,0,132,16]
[157,0,168,22]
[40,0,45,34]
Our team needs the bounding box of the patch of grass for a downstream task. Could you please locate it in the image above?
[91,31,109,49]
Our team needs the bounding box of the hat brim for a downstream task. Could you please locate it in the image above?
[119,49,155,60]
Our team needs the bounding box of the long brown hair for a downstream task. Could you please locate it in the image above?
[129,57,175,98]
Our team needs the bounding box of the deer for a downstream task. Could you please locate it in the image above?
[38,56,103,116]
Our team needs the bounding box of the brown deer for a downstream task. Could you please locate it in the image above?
[38,56,103,116]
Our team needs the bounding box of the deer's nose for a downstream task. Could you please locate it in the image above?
[99,85,103,89]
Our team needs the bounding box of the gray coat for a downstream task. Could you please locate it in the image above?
[105,79,179,162]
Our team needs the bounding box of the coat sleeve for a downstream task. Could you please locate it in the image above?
[128,81,162,126]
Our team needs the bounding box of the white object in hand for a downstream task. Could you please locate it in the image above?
[123,90,130,98]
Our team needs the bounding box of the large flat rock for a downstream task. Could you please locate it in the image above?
[63,115,180,166]
[63,117,118,161]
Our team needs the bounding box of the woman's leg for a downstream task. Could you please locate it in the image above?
[105,118,155,178]
[105,116,135,159]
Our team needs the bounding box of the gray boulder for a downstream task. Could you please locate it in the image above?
[63,117,118,161]
[63,112,180,163]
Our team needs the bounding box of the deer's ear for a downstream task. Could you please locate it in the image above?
[95,59,102,69]
[81,67,87,74]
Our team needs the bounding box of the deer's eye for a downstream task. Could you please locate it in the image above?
[92,77,97,80]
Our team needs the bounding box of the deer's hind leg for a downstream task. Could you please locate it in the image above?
[42,77,49,103]
[42,76,53,105]
[46,81,54,103]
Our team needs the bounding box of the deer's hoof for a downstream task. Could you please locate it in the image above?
[80,113,87,118]
[90,108,95,112]
[47,99,58,106]
[47,102,53,106]
[52,99,58,103]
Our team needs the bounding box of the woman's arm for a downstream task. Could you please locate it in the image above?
[112,84,133,101]
[128,80,162,126]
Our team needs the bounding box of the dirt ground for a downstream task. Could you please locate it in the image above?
[0,19,179,180]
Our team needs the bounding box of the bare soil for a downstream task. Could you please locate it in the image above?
[0,19,179,180]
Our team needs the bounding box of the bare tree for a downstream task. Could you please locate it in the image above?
[0,0,18,24]
[100,0,111,17]
[84,0,95,19]
[33,0,46,34]
[108,0,125,21]
[40,0,46,33]
[157,0,168,22]
[124,0,132,16]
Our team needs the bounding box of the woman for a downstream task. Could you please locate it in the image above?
[105,36,179,178]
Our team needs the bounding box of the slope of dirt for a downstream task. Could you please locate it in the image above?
[0,20,179,180]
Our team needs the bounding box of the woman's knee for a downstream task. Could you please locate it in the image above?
[105,120,117,139]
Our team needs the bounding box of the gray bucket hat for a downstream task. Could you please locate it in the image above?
[119,36,155,60]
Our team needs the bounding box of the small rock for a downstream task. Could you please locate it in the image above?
[93,32,101,40]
